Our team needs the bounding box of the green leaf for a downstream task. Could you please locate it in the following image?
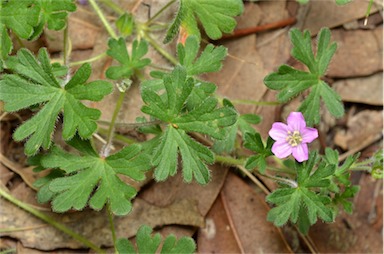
[37,139,151,215]
[141,67,237,183]
[31,0,76,39]
[264,28,342,125]
[106,38,151,80]
[116,225,196,254]
[164,0,243,43]
[0,0,40,39]
[177,35,227,75]
[0,23,12,63]
[244,132,273,173]
[267,152,336,234]
[116,13,134,37]
[0,48,113,155]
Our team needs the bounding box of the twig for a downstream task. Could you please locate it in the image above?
[219,17,297,40]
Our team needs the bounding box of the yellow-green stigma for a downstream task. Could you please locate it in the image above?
[286,130,302,147]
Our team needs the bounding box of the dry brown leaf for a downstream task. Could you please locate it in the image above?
[0,195,203,250]
[334,110,383,150]
[45,7,102,52]
[333,72,383,106]
[211,172,293,253]
[328,27,383,78]
[137,165,229,239]
[197,193,242,253]
[300,0,381,35]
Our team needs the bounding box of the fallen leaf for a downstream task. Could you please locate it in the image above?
[0,194,203,250]
[205,172,293,253]
[334,110,383,150]
[45,7,102,52]
[333,72,383,106]
[301,0,380,35]
[197,193,242,253]
[328,27,382,78]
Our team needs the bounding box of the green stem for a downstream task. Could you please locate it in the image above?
[217,96,281,106]
[0,187,104,253]
[100,0,124,15]
[107,204,118,254]
[63,24,69,66]
[215,155,244,166]
[98,127,136,145]
[258,172,298,188]
[364,0,374,26]
[98,119,162,129]
[89,0,118,39]
[69,52,107,67]
[143,33,178,65]
[146,0,177,25]
[101,91,126,157]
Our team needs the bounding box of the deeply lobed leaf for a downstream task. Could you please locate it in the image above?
[0,48,113,155]
[37,139,151,215]
[116,225,196,254]
[164,0,243,43]
[141,66,237,183]
[106,37,151,80]
[264,28,343,125]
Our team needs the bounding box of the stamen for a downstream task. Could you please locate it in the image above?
[286,130,302,147]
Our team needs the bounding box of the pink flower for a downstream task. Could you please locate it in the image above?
[268,112,318,162]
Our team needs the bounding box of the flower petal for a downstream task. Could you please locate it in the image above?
[292,143,308,162]
[301,127,318,143]
[271,141,292,159]
[269,122,288,141]
[287,112,306,131]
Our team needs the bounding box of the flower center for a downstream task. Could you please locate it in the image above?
[286,130,302,147]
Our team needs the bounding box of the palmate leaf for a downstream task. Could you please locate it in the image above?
[141,66,237,184]
[0,48,113,155]
[37,137,151,215]
[30,0,76,39]
[244,132,273,173]
[177,35,227,75]
[106,37,151,80]
[0,0,40,39]
[264,28,343,125]
[164,0,243,43]
[267,152,335,234]
[115,225,196,254]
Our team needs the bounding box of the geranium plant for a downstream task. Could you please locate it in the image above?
[0,0,381,253]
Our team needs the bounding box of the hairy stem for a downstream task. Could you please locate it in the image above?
[0,187,104,253]
[100,0,124,15]
[89,0,118,39]
[143,33,178,65]
[107,204,118,254]
[101,91,126,157]
[69,52,107,67]
[217,96,281,106]
[146,0,177,25]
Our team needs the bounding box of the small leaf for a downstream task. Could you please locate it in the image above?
[164,0,243,43]
[177,35,227,75]
[0,0,40,39]
[106,38,151,80]
[116,225,196,254]
[35,0,76,33]
[116,13,134,37]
